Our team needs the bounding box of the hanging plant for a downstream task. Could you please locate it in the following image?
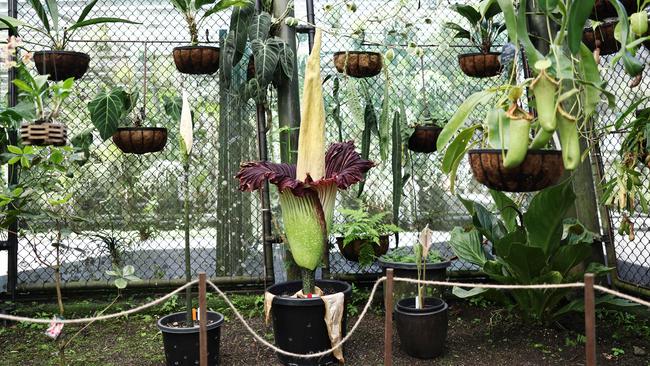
[444,1,506,78]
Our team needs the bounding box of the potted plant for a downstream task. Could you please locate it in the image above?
[408,56,448,153]
[332,206,401,268]
[437,0,644,193]
[10,0,138,81]
[379,238,451,308]
[444,1,505,78]
[157,92,226,365]
[236,30,374,365]
[170,0,249,75]
[601,99,650,240]
[394,226,449,359]
[11,51,72,146]
[88,87,168,154]
[449,181,618,322]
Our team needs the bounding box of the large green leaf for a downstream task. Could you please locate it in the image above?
[441,125,479,173]
[277,40,294,80]
[248,12,271,42]
[163,95,182,121]
[204,0,250,19]
[452,4,481,25]
[489,190,518,232]
[473,202,507,244]
[437,89,494,152]
[496,0,517,45]
[68,17,140,32]
[550,242,592,276]
[251,37,281,86]
[227,2,254,66]
[449,227,487,267]
[28,0,50,32]
[567,0,596,55]
[45,0,59,32]
[523,179,575,255]
[577,44,603,119]
[88,89,125,141]
[497,242,546,283]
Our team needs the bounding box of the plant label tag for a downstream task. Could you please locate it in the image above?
[415,295,421,309]
[45,316,64,339]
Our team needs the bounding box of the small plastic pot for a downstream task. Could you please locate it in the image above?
[157,311,225,366]
[458,52,502,78]
[33,50,90,81]
[468,149,564,192]
[395,297,449,359]
[173,46,220,75]
[267,279,352,366]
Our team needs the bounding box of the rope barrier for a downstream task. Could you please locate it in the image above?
[0,276,648,359]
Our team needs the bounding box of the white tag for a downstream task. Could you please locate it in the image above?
[415,295,421,309]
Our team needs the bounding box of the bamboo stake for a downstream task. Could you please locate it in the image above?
[199,272,208,366]
[584,273,596,366]
[384,269,394,366]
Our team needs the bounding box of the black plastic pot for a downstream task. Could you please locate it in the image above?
[395,297,449,359]
[378,257,451,308]
[157,311,224,366]
[267,280,352,366]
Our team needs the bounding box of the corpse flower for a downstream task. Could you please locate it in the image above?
[235,29,374,294]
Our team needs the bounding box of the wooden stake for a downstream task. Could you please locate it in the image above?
[584,273,596,366]
[199,272,208,366]
[384,268,394,366]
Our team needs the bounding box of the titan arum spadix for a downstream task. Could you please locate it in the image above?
[236,29,374,294]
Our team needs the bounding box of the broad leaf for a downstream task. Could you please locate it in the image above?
[489,190,518,231]
[567,0,596,54]
[449,227,487,267]
[67,17,140,32]
[251,38,281,86]
[248,12,271,42]
[88,89,124,141]
[437,89,494,152]
[452,4,481,25]
[277,40,294,80]
[550,242,592,276]
[228,1,255,66]
[204,0,250,18]
[473,202,507,244]
[523,179,575,255]
[163,95,182,121]
[441,125,478,173]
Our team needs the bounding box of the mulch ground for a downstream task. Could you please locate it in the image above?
[1,297,649,365]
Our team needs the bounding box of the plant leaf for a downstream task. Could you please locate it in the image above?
[67,17,140,32]
[77,0,99,23]
[88,89,124,141]
[251,38,281,86]
[227,1,255,66]
[45,0,58,32]
[437,89,494,152]
[248,12,271,42]
[28,0,50,32]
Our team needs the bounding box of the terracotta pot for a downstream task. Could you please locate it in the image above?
[583,21,620,56]
[590,0,637,21]
[112,127,168,154]
[468,149,564,192]
[172,46,220,75]
[336,235,389,263]
[458,52,502,78]
[333,51,383,78]
[408,125,443,153]
[20,122,67,146]
[33,51,90,81]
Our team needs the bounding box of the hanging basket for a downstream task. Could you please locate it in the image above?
[20,122,67,146]
[336,236,389,263]
[458,52,502,78]
[407,125,443,153]
[583,22,620,56]
[590,0,637,21]
[468,149,564,192]
[172,46,220,75]
[112,127,168,154]
[333,51,383,78]
[33,51,90,81]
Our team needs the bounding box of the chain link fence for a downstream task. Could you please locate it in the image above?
[3,0,649,291]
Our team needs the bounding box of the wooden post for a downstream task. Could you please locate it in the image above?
[199,272,208,366]
[384,269,394,366]
[584,273,596,366]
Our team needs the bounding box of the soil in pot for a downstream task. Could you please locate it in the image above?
[33,50,90,81]
[468,149,564,192]
[458,52,502,78]
[20,122,67,146]
[267,279,352,366]
[173,46,220,75]
[157,311,225,366]
[583,21,620,56]
[112,127,168,154]
[590,0,637,20]
[333,51,383,78]
[408,125,443,153]
[395,297,449,359]
[336,235,389,263]
[378,251,451,309]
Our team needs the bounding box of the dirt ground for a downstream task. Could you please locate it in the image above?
[1,293,649,365]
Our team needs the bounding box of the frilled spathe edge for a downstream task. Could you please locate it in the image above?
[235,141,374,197]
